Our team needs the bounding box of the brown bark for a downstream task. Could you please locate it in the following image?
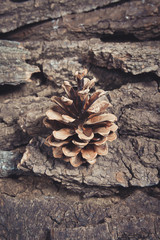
[0,176,159,240]
[0,40,38,85]
[23,39,160,86]
[1,0,160,41]
[0,0,160,239]
[17,80,160,196]
[0,0,119,33]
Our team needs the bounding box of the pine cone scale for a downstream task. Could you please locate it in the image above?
[69,155,83,167]
[85,113,117,125]
[75,128,94,141]
[84,90,102,110]
[46,109,63,121]
[51,96,77,118]
[72,139,88,147]
[107,132,117,142]
[81,145,97,160]
[53,147,63,158]
[87,100,111,114]
[61,114,76,123]
[47,135,69,147]
[94,143,108,156]
[62,144,81,157]
[93,126,110,135]
[91,136,108,146]
[53,128,75,140]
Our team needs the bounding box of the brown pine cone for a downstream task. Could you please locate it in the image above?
[43,69,118,167]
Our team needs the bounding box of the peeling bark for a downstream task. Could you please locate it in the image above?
[0,177,159,239]
[16,81,160,195]
[22,39,160,89]
[0,0,120,33]
[0,0,160,239]
[2,0,160,41]
[0,96,53,150]
[17,133,160,196]
[0,40,39,85]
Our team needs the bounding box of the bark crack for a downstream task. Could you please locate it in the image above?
[0,18,54,41]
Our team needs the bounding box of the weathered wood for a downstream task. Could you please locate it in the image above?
[18,135,159,196]
[16,81,160,195]
[0,0,120,33]
[0,40,39,85]
[0,49,159,188]
[0,0,160,239]
[23,39,160,89]
[0,96,52,150]
[85,40,160,77]
[0,150,21,177]
[0,177,159,239]
[3,0,160,41]
[62,0,160,41]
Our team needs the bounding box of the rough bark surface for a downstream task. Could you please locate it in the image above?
[0,0,120,33]
[0,40,39,85]
[0,177,160,240]
[0,0,160,239]
[1,0,160,41]
[23,39,160,84]
[17,80,160,196]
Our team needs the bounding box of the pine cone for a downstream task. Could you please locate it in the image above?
[43,69,118,167]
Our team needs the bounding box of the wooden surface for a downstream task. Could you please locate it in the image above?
[0,0,160,239]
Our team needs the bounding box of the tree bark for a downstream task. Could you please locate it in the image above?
[0,40,38,85]
[0,0,160,239]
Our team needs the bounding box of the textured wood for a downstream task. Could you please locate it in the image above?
[0,96,52,151]
[16,81,160,196]
[0,0,120,33]
[0,40,39,85]
[0,0,160,239]
[0,150,20,177]
[2,0,160,41]
[23,39,160,87]
[0,177,159,239]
